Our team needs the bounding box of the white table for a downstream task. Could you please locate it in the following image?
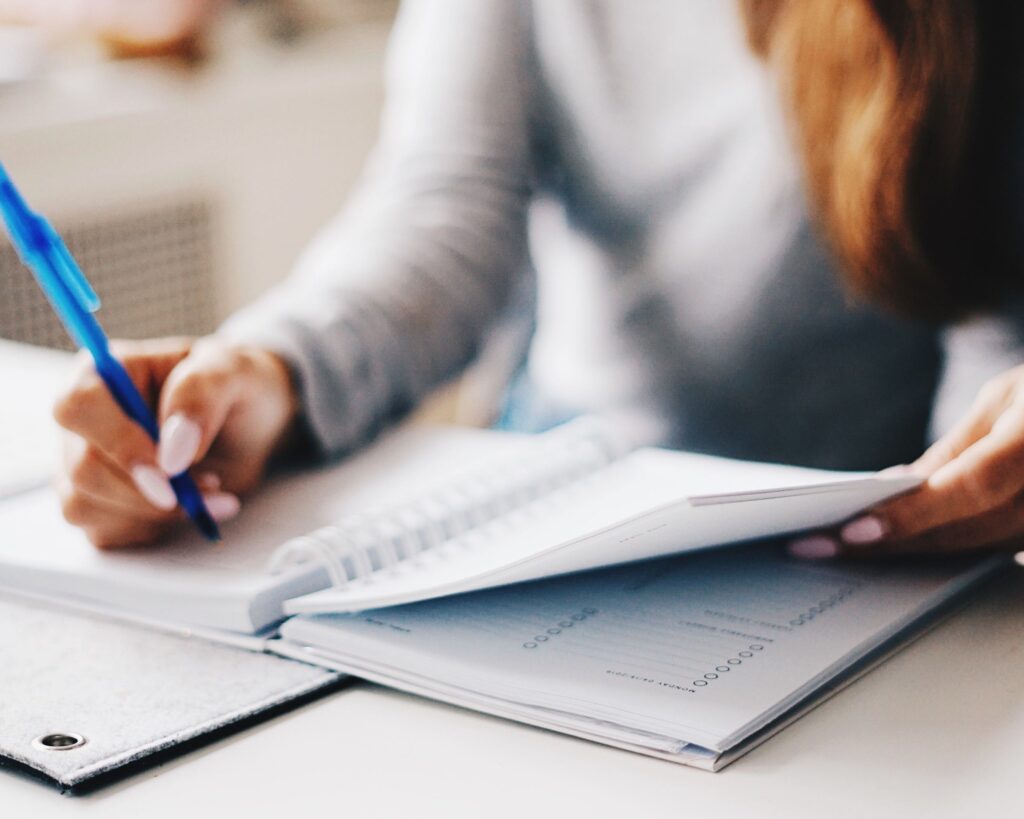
[1,343,1022,817]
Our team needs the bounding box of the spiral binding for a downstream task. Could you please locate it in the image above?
[266,416,630,587]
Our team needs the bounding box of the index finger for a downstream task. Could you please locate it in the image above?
[53,359,159,471]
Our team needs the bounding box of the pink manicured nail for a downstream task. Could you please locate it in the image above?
[203,492,240,522]
[158,414,202,476]
[197,472,222,491]
[787,536,839,560]
[841,515,886,545]
[131,464,177,511]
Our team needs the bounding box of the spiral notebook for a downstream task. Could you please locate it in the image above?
[0,418,919,637]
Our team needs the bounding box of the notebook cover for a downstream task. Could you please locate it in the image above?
[0,594,344,792]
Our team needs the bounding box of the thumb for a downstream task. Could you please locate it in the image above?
[156,343,242,476]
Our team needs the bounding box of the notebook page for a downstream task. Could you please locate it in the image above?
[0,341,71,498]
[0,425,531,631]
[286,449,919,613]
[280,547,990,751]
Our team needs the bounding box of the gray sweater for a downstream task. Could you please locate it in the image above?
[221,0,1024,470]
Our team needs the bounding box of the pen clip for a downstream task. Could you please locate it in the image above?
[38,218,101,313]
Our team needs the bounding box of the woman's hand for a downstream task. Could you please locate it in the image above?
[53,336,299,549]
[789,365,1024,560]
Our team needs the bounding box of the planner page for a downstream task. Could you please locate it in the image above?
[0,425,531,632]
[281,546,995,752]
[285,449,920,613]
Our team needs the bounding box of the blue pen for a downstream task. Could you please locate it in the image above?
[0,163,220,541]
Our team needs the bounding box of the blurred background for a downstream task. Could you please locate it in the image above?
[0,0,396,349]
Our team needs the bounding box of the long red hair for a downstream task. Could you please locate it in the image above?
[740,0,1020,321]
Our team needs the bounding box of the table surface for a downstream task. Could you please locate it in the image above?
[2,343,1022,818]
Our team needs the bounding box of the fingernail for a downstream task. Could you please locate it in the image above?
[840,515,887,545]
[131,464,177,511]
[197,472,221,491]
[203,492,240,522]
[158,415,202,476]
[787,536,839,560]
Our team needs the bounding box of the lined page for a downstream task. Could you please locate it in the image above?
[281,547,990,751]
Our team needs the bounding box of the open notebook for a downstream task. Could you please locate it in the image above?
[0,418,921,636]
[275,546,1000,771]
[0,414,1001,772]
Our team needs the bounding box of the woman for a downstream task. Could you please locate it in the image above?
[53,0,1024,560]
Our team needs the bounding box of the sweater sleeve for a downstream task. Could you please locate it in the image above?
[218,0,535,455]
[929,305,1024,442]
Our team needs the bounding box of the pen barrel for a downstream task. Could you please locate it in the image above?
[97,356,219,539]
[95,354,160,441]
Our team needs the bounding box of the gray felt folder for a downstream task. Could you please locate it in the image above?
[0,596,342,790]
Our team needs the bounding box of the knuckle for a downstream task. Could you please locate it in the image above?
[229,347,266,381]
[59,492,91,527]
[199,365,232,392]
[881,509,915,540]
[232,354,258,382]
[878,497,929,540]
[53,381,105,430]
[67,446,103,488]
[90,521,161,550]
[961,466,1006,507]
[173,366,230,409]
[105,428,152,468]
[86,528,120,550]
[51,392,77,428]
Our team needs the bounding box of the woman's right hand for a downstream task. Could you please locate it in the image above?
[53,336,300,549]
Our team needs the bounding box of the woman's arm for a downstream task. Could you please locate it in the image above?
[50,0,537,548]
[220,0,536,455]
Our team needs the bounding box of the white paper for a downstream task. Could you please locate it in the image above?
[0,341,71,498]
[281,547,996,754]
[286,449,920,613]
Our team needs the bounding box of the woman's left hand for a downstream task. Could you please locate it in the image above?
[789,365,1024,560]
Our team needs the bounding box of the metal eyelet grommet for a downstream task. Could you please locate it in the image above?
[32,733,87,751]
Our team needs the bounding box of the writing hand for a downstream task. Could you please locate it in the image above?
[53,336,298,548]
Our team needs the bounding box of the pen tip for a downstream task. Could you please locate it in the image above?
[195,510,222,542]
